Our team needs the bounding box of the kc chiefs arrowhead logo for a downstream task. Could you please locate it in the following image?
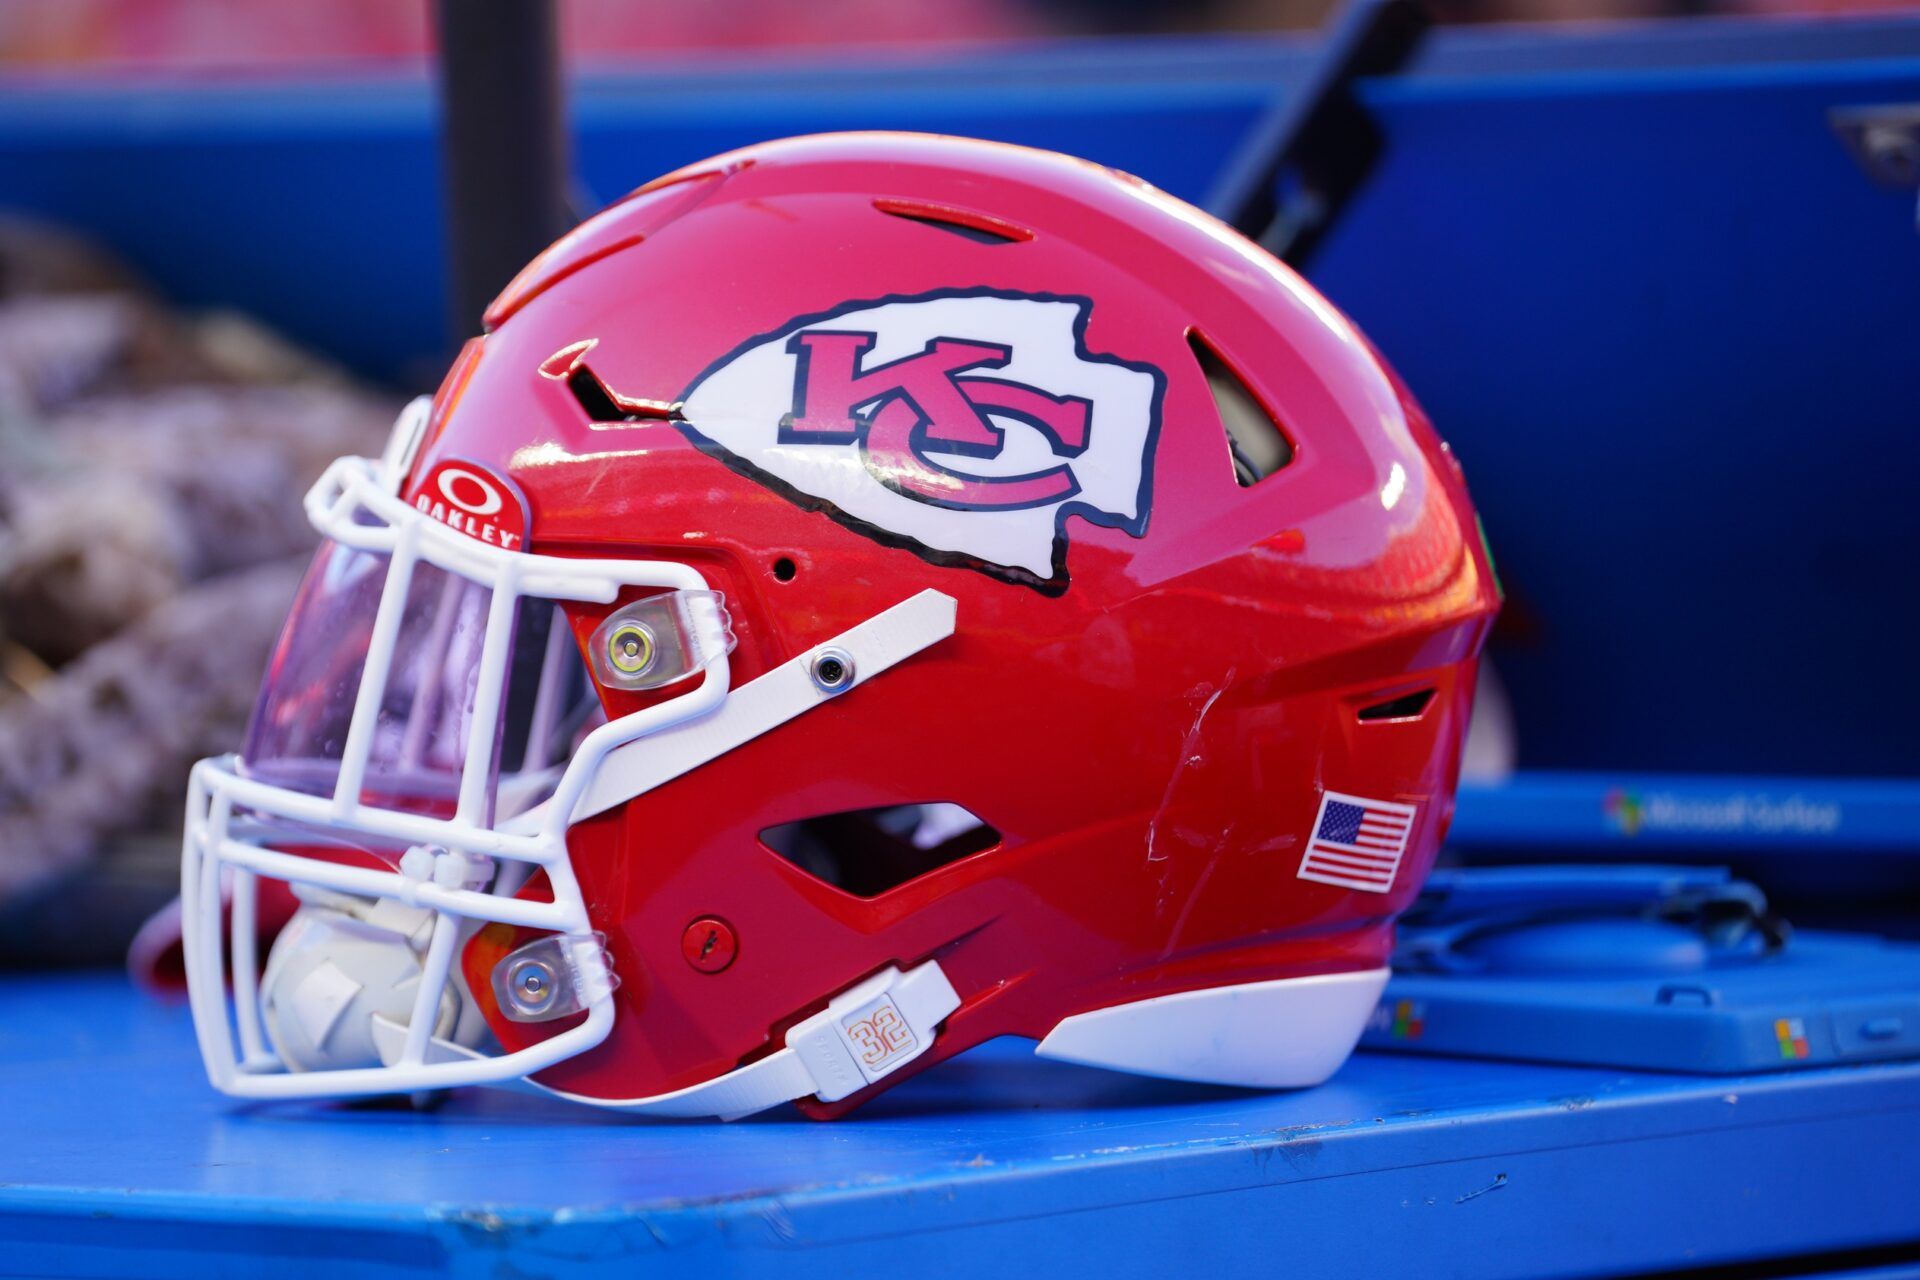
[679,290,1164,589]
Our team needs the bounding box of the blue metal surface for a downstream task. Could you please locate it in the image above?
[1,972,1917,1278]
[1,19,1915,780]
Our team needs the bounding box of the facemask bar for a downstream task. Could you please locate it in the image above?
[182,452,733,1099]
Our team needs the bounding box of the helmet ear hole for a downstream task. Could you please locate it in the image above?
[772,556,797,582]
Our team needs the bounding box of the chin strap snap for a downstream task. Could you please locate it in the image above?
[782,960,960,1106]
[371,958,959,1120]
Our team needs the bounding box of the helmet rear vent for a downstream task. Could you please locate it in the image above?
[874,198,1031,245]
[760,802,1001,898]
[1189,332,1294,486]
[1357,688,1436,722]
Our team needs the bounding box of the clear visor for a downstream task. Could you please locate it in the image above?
[182,452,736,1101]
[242,539,598,830]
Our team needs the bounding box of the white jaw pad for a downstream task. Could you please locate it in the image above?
[1034,968,1391,1089]
[571,588,958,824]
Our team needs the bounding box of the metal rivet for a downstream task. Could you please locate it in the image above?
[606,622,656,676]
[809,646,855,693]
[505,957,559,1017]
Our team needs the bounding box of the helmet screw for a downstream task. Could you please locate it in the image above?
[504,956,559,1018]
[681,917,738,974]
[809,646,855,693]
[606,621,656,677]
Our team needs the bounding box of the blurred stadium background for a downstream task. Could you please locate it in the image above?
[1,0,1915,972]
[0,0,1914,68]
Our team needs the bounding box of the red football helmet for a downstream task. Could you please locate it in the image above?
[179,133,1497,1118]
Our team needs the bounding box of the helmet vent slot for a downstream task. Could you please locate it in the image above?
[1357,688,1436,722]
[568,368,629,422]
[569,366,631,422]
[874,198,1031,245]
[565,363,682,425]
[1189,332,1294,487]
[760,803,1001,898]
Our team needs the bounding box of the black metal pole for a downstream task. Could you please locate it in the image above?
[432,0,570,346]
[1204,0,1429,268]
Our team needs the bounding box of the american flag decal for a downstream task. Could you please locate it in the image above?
[1297,791,1418,894]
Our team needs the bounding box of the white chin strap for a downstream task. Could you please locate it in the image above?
[371,959,961,1120]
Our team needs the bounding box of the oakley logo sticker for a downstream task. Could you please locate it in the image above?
[436,466,504,516]
[679,290,1164,589]
[409,458,528,551]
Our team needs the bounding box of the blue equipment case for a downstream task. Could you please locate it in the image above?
[1369,928,1920,1072]
[1,13,1917,1277]
[1363,867,1920,1073]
